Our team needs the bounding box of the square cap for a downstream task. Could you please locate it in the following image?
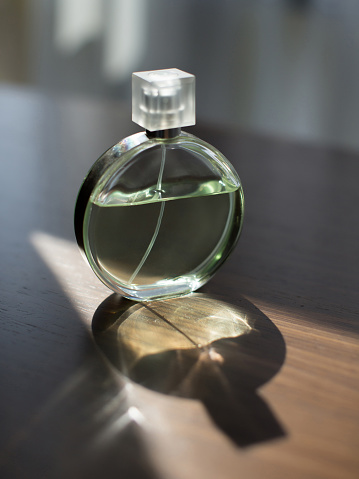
[132,68,195,131]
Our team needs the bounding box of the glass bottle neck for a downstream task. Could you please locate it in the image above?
[146,128,181,139]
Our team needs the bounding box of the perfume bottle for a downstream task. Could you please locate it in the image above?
[75,68,244,301]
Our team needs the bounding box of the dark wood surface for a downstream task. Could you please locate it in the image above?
[0,84,358,479]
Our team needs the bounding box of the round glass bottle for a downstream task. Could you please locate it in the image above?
[75,69,244,301]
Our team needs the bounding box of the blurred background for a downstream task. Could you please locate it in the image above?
[1,0,359,150]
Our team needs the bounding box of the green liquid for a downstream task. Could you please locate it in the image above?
[86,190,240,296]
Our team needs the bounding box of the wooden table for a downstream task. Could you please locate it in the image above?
[0,85,358,479]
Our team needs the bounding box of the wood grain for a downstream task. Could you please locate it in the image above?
[0,85,358,479]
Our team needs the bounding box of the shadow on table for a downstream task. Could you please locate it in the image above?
[92,292,286,447]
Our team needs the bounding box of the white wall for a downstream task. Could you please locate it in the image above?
[23,0,359,151]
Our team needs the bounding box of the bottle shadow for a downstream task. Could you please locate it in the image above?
[92,292,286,447]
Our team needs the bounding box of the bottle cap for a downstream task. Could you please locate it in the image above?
[132,68,195,131]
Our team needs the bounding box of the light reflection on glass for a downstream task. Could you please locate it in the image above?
[114,295,251,373]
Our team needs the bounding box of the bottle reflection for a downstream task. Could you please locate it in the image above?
[92,293,286,447]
